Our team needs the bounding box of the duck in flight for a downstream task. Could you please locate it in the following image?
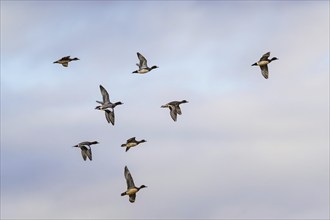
[95,85,123,125]
[161,100,188,122]
[132,52,158,74]
[73,141,99,161]
[121,137,146,152]
[252,52,278,79]
[53,56,79,67]
[121,166,147,203]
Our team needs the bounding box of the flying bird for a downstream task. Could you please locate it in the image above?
[95,85,123,125]
[53,56,79,67]
[252,52,278,79]
[72,141,99,161]
[121,137,146,152]
[132,52,158,74]
[161,100,188,122]
[121,166,147,203]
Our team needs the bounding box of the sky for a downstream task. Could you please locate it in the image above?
[1,1,329,219]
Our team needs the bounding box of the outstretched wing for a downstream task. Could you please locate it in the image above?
[81,147,88,161]
[129,194,136,203]
[260,65,269,79]
[175,106,182,115]
[105,109,115,125]
[124,166,136,189]
[137,52,148,69]
[99,85,110,103]
[169,106,178,122]
[61,62,69,67]
[86,148,92,161]
[259,52,270,61]
[127,137,136,143]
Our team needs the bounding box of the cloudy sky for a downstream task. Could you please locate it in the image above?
[1,1,329,219]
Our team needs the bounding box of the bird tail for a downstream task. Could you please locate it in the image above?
[121,192,126,196]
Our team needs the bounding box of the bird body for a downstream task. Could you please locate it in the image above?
[125,188,139,195]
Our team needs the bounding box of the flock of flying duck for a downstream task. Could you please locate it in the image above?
[54,51,278,203]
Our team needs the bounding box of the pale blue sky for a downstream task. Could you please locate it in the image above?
[1,1,329,219]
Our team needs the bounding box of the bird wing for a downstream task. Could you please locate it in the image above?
[62,62,69,67]
[127,137,136,143]
[86,148,92,161]
[260,65,269,79]
[105,109,115,125]
[81,147,88,161]
[259,52,270,61]
[99,85,110,103]
[169,106,178,122]
[61,56,71,60]
[125,166,136,189]
[175,106,182,115]
[129,194,136,203]
[137,52,148,69]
